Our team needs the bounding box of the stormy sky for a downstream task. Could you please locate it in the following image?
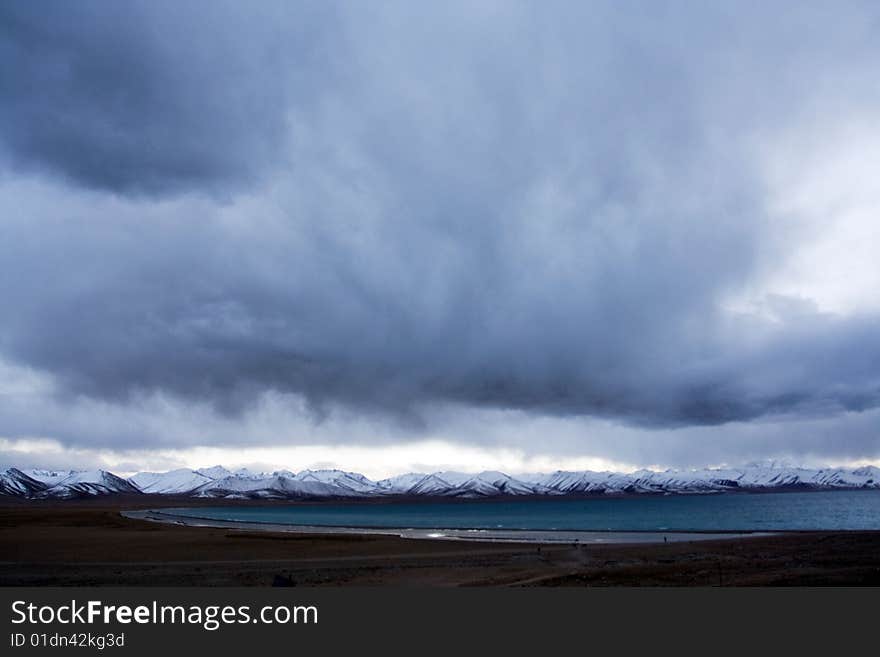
[1,1,879,477]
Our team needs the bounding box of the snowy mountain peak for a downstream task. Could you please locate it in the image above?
[195,465,231,479]
[23,469,72,486]
[0,468,48,497]
[3,463,879,500]
[35,469,140,499]
[129,469,213,495]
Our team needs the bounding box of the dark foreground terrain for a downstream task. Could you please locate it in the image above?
[2,500,880,586]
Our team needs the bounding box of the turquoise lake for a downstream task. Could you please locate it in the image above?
[169,489,880,532]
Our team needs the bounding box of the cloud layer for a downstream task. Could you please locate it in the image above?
[1,1,879,467]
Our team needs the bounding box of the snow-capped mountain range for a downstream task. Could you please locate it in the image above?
[1,463,878,500]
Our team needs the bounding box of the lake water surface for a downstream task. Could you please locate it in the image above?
[167,489,880,532]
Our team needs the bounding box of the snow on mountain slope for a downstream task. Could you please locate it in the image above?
[438,471,547,496]
[3,463,879,499]
[536,470,625,494]
[379,471,551,497]
[38,470,141,498]
[851,465,879,480]
[129,469,213,494]
[406,473,461,496]
[376,472,428,493]
[196,465,232,479]
[0,468,48,497]
[293,469,379,494]
[23,469,72,486]
[599,465,880,493]
[192,471,363,499]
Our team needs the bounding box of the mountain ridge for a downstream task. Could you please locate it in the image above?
[1,463,878,500]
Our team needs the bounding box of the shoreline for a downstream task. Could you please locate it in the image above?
[124,508,775,545]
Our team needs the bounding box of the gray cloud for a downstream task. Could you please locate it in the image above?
[1,2,879,461]
[0,1,336,196]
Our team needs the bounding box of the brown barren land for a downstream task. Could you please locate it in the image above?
[2,498,880,586]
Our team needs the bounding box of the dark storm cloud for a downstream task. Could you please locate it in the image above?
[0,0,335,195]
[1,1,880,453]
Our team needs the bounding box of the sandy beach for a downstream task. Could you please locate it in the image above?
[2,498,880,586]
